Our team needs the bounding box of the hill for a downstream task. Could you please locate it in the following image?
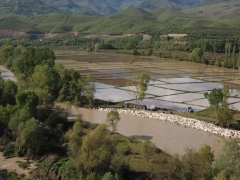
[184,0,240,19]
[110,7,156,20]
[137,0,204,10]
[0,0,147,16]
[0,8,240,35]
[0,0,208,16]
[0,0,59,15]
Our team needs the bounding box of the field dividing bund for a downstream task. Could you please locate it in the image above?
[55,52,240,111]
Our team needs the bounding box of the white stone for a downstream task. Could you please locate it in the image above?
[98,108,240,139]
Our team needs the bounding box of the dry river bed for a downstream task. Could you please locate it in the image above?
[64,104,227,156]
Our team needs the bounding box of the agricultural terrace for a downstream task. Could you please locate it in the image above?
[55,51,240,112]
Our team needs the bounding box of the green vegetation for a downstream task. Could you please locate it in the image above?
[127,72,150,106]
[0,7,240,34]
[17,161,30,170]
[106,110,121,134]
[191,48,204,63]
[184,0,240,19]
[204,88,235,127]
[0,44,240,180]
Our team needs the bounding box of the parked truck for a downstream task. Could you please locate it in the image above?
[140,105,156,111]
[186,107,194,113]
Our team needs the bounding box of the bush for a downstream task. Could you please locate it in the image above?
[3,146,15,158]
[129,136,137,143]
[18,161,30,169]
[132,48,140,56]
[116,143,131,155]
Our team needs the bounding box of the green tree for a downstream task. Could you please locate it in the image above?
[213,172,227,180]
[198,144,214,164]
[8,108,32,137]
[16,91,39,117]
[79,124,113,171]
[65,121,83,159]
[204,87,234,127]
[106,110,120,134]
[212,140,240,178]
[191,48,204,63]
[57,68,84,105]
[31,65,60,99]
[17,118,46,158]
[132,48,139,55]
[94,43,99,52]
[0,45,14,64]
[101,172,119,180]
[181,148,213,180]
[1,80,18,106]
[151,154,182,180]
[127,72,150,107]
[84,84,95,108]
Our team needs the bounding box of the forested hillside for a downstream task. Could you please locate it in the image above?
[184,0,240,19]
[0,8,240,35]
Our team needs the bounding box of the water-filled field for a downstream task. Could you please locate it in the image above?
[56,52,240,111]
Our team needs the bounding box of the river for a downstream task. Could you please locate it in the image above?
[65,104,226,156]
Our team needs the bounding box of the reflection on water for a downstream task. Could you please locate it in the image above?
[94,87,153,102]
[157,93,204,103]
[95,88,133,102]
[160,78,204,84]
[188,98,240,107]
[157,82,223,92]
[121,86,181,96]
[94,82,114,89]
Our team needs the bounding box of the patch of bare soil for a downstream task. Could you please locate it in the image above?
[56,54,139,63]
[0,152,35,176]
[0,29,25,35]
[96,78,130,86]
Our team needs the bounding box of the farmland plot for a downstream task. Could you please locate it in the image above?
[56,52,240,111]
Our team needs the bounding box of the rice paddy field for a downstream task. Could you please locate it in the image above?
[55,51,240,111]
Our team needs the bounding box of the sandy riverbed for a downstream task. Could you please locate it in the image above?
[0,152,35,176]
[66,105,226,155]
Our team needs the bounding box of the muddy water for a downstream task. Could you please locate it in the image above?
[68,105,226,156]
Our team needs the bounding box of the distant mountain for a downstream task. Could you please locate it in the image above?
[184,0,240,19]
[137,0,204,10]
[0,0,239,20]
[0,0,147,16]
[0,0,59,15]
[0,0,207,16]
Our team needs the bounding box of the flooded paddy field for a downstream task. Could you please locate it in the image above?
[56,53,240,111]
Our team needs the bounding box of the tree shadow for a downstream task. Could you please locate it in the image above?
[131,135,153,140]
